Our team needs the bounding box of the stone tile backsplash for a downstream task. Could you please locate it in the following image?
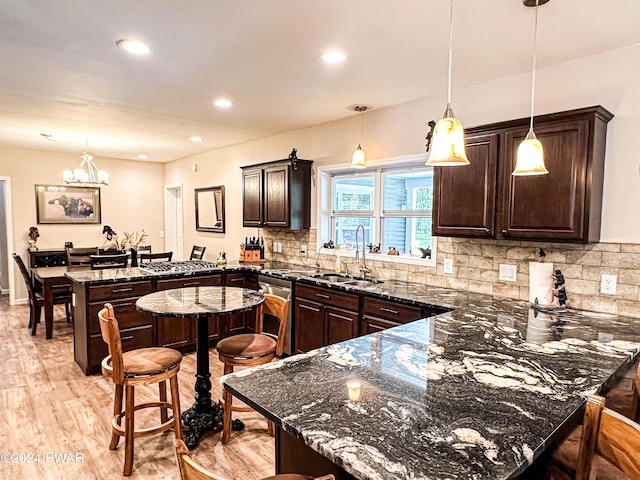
[261,228,640,319]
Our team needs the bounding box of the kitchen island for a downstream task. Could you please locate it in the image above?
[222,294,640,480]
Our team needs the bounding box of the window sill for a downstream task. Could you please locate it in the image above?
[319,247,436,268]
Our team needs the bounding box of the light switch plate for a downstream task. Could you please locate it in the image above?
[443,258,453,274]
[301,244,307,255]
[499,264,517,282]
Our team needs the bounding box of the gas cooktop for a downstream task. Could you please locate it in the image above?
[138,260,219,274]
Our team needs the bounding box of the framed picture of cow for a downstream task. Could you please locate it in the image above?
[35,184,101,224]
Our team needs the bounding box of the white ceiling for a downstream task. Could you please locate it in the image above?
[1,0,639,163]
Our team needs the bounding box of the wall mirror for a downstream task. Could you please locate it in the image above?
[195,185,225,233]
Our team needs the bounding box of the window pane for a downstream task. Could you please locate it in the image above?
[383,171,433,211]
[334,218,374,249]
[382,217,432,256]
[333,176,375,211]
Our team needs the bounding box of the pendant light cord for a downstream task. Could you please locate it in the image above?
[447,0,454,107]
[529,0,539,131]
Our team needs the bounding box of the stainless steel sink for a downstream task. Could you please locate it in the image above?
[311,273,353,283]
[343,279,384,287]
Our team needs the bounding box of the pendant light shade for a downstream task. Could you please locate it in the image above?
[426,0,469,167]
[513,128,548,175]
[351,144,366,168]
[427,105,469,166]
[513,0,549,176]
[350,105,370,169]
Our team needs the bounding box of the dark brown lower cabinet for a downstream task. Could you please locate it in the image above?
[326,307,358,345]
[295,298,325,353]
[360,315,400,335]
[155,274,223,350]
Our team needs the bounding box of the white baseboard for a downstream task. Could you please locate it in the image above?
[1,288,9,295]
[14,297,28,305]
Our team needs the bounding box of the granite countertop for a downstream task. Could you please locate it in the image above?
[221,265,640,480]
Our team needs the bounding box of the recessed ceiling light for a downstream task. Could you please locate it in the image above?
[213,99,233,108]
[190,137,204,143]
[116,39,150,55]
[320,51,346,63]
[138,154,148,160]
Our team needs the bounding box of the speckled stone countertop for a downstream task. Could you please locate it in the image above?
[136,286,263,317]
[223,289,640,480]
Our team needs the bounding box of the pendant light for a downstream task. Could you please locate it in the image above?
[62,139,109,186]
[512,0,549,176]
[350,105,369,169]
[426,0,469,167]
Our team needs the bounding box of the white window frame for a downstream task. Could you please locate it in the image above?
[316,153,437,268]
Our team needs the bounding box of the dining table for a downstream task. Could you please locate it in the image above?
[136,285,264,449]
[30,265,77,339]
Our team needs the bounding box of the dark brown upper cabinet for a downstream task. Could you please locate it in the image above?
[241,157,312,230]
[433,106,613,243]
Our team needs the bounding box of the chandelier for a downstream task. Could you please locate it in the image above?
[62,139,109,186]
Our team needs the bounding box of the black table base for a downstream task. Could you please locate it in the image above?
[182,314,244,449]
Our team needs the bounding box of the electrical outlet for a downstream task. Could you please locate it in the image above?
[601,274,617,295]
[443,258,453,274]
[301,244,307,255]
[499,264,517,282]
[159,230,165,238]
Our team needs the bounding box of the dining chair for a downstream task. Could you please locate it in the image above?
[66,246,99,270]
[98,303,183,476]
[138,251,173,264]
[90,253,129,270]
[12,253,71,335]
[216,294,289,444]
[174,439,334,480]
[189,245,206,260]
[548,395,639,480]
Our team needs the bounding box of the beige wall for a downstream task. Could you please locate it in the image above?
[0,147,165,301]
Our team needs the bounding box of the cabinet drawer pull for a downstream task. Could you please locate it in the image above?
[328,312,353,322]
[183,282,200,287]
[229,278,242,282]
[380,307,399,315]
[300,304,321,313]
[112,287,133,293]
[121,335,134,342]
[315,293,330,299]
[112,302,132,309]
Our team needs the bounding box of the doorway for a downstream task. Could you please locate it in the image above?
[0,177,15,305]
[164,184,184,260]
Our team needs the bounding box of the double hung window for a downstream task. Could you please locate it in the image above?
[322,160,435,265]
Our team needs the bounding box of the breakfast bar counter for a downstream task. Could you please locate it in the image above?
[222,295,640,480]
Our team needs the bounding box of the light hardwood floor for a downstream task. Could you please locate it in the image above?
[0,296,275,479]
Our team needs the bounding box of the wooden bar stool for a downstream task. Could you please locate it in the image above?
[216,294,289,444]
[98,303,184,476]
[174,439,334,480]
[547,395,639,480]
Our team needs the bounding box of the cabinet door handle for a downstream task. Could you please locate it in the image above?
[112,287,133,293]
[328,312,354,322]
[315,293,330,299]
[121,335,134,342]
[183,282,200,287]
[229,278,243,282]
[501,229,508,234]
[112,302,132,309]
[300,304,321,313]
[380,307,399,315]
